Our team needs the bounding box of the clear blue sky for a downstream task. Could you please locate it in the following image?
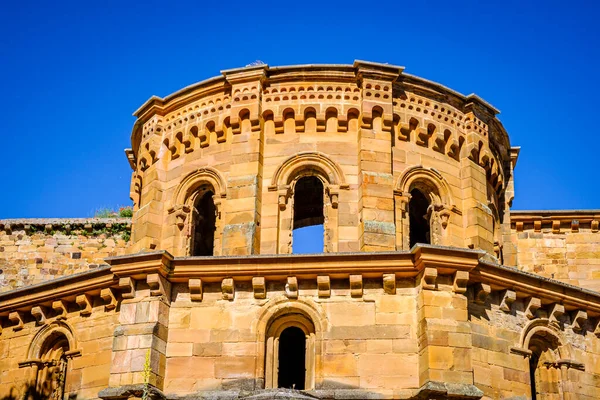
[1,0,598,220]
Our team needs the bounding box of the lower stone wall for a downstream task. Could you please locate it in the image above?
[0,219,131,292]
[0,302,119,399]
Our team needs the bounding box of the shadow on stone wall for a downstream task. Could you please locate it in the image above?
[0,382,77,400]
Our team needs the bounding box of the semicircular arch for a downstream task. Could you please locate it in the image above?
[173,167,227,206]
[270,151,348,190]
[396,165,453,207]
[27,320,77,360]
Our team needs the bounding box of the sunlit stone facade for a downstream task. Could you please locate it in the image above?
[1,61,600,400]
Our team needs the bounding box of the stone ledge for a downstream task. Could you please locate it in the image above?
[99,384,166,400]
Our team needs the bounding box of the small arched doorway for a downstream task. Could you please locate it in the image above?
[409,188,431,247]
[278,327,306,389]
[191,189,216,256]
[264,312,316,390]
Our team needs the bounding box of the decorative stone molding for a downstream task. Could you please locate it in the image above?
[317,275,330,298]
[189,279,203,301]
[222,278,235,301]
[75,294,93,316]
[499,289,516,313]
[100,288,118,310]
[350,274,363,297]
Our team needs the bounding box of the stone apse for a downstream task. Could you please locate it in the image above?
[1,61,600,400]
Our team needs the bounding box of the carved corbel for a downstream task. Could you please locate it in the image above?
[524,297,541,319]
[515,222,524,232]
[9,312,24,331]
[189,279,203,301]
[499,290,516,313]
[438,206,451,229]
[479,150,491,170]
[327,186,340,209]
[213,197,222,220]
[452,271,469,294]
[52,300,68,319]
[317,275,330,298]
[592,220,599,233]
[432,132,446,154]
[76,294,93,316]
[147,273,171,298]
[571,220,579,232]
[552,220,561,234]
[383,274,396,294]
[119,277,136,299]
[278,186,291,210]
[421,267,437,291]
[168,204,191,230]
[474,283,491,304]
[31,306,48,325]
[285,277,298,299]
[548,303,565,328]
[350,274,363,298]
[533,220,542,233]
[222,278,235,301]
[447,138,461,161]
[571,310,587,333]
[252,277,266,300]
[100,288,118,310]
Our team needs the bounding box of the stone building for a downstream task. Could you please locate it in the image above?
[1,61,599,400]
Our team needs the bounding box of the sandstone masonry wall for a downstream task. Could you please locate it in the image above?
[0,219,131,292]
[509,211,600,292]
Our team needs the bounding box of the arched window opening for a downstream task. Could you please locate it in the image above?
[37,333,70,399]
[192,189,216,256]
[528,335,561,400]
[293,176,324,254]
[409,188,431,247]
[278,327,306,389]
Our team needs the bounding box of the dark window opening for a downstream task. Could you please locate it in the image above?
[409,188,430,247]
[529,352,540,400]
[278,327,306,390]
[192,190,216,256]
[293,177,324,254]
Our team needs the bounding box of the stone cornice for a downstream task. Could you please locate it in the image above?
[3,245,600,322]
[0,265,116,316]
[510,210,600,233]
